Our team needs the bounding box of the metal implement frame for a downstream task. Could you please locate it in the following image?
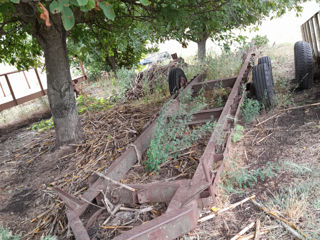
[55,51,255,240]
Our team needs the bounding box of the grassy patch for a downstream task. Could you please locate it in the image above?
[223,161,280,193]
[30,95,113,132]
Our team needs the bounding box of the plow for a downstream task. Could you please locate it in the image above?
[54,50,256,240]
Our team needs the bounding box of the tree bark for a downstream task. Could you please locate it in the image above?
[197,36,208,63]
[41,21,83,147]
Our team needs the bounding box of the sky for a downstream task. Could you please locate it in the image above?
[158,1,320,57]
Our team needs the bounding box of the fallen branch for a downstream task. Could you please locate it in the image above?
[95,171,135,192]
[231,222,255,240]
[198,195,255,223]
[254,219,260,240]
[238,226,278,240]
[251,199,306,240]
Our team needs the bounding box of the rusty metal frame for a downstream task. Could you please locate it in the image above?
[54,51,255,240]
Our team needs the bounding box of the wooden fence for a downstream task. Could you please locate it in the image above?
[0,64,86,112]
[301,10,320,63]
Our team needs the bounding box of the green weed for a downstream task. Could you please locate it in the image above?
[241,94,260,124]
[224,162,280,192]
[145,89,215,172]
[232,124,244,143]
[0,225,20,240]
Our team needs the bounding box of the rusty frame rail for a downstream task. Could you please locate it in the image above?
[0,65,86,112]
[54,51,255,240]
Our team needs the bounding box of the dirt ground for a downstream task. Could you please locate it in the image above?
[185,82,320,239]
[1,48,320,239]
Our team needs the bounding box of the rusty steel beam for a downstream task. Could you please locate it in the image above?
[101,180,191,205]
[192,76,236,93]
[113,200,200,240]
[189,107,223,125]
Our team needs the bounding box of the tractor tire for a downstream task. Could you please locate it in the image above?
[168,67,187,95]
[294,41,313,89]
[252,63,275,108]
[258,56,274,86]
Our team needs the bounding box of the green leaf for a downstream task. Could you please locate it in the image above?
[10,0,19,3]
[61,6,75,31]
[76,0,88,6]
[98,1,115,21]
[140,0,149,6]
[50,0,63,14]
[80,5,89,12]
[86,0,95,10]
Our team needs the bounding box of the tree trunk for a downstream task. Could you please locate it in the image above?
[41,23,83,147]
[197,37,208,63]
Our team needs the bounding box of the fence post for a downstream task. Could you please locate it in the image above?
[5,74,18,106]
[34,69,46,96]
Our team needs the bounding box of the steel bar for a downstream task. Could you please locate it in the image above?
[192,76,236,93]
[189,107,223,125]
[113,200,200,240]
[103,180,191,205]
[4,74,17,106]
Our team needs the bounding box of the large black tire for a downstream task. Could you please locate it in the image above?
[253,63,275,108]
[168,67,187,95]
[258,56,274,86]
[294,41,313,89]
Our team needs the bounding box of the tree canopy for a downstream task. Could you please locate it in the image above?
[0,0,310,146]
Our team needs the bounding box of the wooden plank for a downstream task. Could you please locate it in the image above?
[314,14,320,58]
[0,90,47,111]
[34,69,46,96]
[301,25,307,41]
[4,74,17,106]
[310,18,319,57]
[306,21,313,51]
[22,70,31,89]
[0,81,5,97]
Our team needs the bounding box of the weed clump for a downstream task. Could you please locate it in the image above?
[241,94,260,124]
[145,90,215,172]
